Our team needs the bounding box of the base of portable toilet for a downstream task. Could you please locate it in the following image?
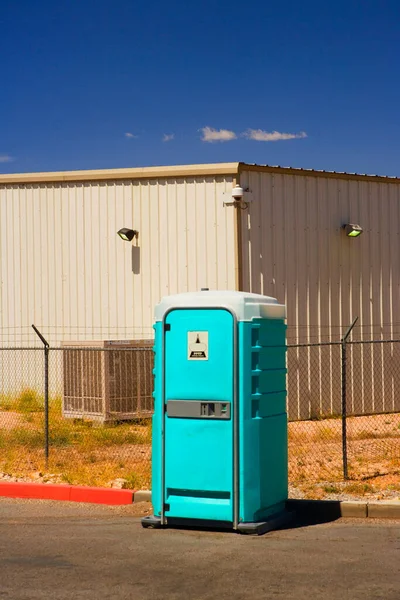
[141,510,293,536]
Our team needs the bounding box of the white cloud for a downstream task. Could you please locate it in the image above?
[200,126,237,143]
[162,133,174,142]
[244,129,307,142]
[125,132,137,139]
[0,154,14,163]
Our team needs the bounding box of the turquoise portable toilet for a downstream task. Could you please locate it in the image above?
[142,290,289,534]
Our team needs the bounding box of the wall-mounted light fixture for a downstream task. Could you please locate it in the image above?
[117,228,139,242]
[343,223,363,238]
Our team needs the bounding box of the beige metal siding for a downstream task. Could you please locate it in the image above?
[0,176,236,346]
[240,169,400,419]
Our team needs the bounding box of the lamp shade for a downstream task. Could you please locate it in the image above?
[343,224,363,238]
[117,228,137,242]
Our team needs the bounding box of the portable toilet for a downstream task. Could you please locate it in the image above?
[142,290,289,534]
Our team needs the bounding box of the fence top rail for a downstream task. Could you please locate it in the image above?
[3,339,400,351]
[0,345,154,351]
[287,338,400,348]
[347,338,400,345]
[0,346,46,351]
[287,341,342,349]
[51,345,153,351]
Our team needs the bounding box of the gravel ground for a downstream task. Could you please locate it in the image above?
[0,496,153,518]
[289,482,400,501]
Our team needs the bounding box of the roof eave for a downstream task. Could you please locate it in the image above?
[0,162,240,185]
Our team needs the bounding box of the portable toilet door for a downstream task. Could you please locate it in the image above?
[161,305,238,527]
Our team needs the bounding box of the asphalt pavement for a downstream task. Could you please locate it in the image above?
[0,498,398,600]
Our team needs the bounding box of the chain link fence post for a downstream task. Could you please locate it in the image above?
[341,317,358,480]
[341,339,349,479]
[32,325,50,467]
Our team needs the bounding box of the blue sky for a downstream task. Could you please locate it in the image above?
[1,1,400,175]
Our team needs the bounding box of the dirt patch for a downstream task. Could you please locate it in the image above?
[288,413,400,499]
[0,411,24,430]
[289,413,400,482]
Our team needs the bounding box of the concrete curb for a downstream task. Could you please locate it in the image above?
[0,482,135,505]
[367,501,400,519]
[133,494,400,519]
[1,484,398,518]
[133,490,152,503]
[287,499,400,519]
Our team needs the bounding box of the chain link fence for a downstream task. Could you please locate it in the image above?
[0,330,399,497]
[0,342,154,490]
[287,339,400,496]
[287,343,344,488]
[346,341,400,482]
[0,347,46,482]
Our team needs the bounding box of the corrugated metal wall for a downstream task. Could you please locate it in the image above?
[3,164,400,419]
[0,176,236,346]
[240,169,400,418]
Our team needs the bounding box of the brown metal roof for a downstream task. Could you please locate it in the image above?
[239,162,400,184]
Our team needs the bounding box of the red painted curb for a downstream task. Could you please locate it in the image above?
[69,486,134,505]
[0,482,135,505]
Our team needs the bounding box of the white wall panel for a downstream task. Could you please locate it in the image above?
[0,176,236,346]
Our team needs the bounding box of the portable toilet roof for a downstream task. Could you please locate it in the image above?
[154,290,286,322]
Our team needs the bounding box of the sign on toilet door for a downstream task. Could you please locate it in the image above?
[187,331,209,360]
